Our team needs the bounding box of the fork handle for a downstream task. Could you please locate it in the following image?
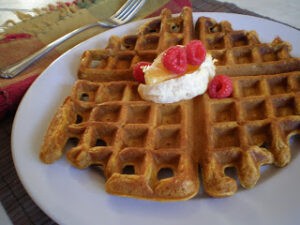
[0,22,101,79]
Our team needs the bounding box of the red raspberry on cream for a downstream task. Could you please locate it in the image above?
[136,40,216,103]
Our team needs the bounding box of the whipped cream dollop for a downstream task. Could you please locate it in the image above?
[138,54,216,103]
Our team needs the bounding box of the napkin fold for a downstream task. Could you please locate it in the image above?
[0,0,192,120]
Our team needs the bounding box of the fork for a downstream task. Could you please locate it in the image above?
[0,0,146,79]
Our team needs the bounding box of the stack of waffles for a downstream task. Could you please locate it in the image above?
[40,7,300,201]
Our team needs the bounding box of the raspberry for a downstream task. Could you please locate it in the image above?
[162,46,187,74]
[208,75,233,98]
[133,61,151,83]
[186,40,206,66]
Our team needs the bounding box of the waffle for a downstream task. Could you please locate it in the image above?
[41,71,300,200]
[41,80,199,201]
[78,8,300,82]
[78,7,194,81]
[195,17,300,76]
[198,71,300,197]
[40,7,300,201]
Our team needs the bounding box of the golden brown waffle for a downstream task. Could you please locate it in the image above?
[78,8,300,82]
[41,80,199,201]
[195,16,300,76]
[40,7,300,201]
[40,71,300,200]
[78,7,194,81]
[197,71,300,197]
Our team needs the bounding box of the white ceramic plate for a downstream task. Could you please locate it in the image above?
[12,13,300,225]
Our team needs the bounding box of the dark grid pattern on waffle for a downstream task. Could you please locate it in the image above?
[71,80,142,108]
[65,80,197,199]
[200,71,300,197]
[195,17,300,75]
[78,7,193,82]
[134,7,193,54]
[78,38,138,81]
